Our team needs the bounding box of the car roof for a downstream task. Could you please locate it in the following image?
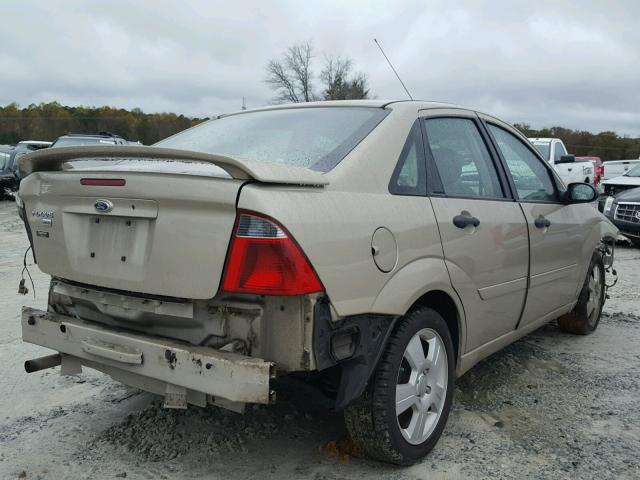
[218,99,475,118]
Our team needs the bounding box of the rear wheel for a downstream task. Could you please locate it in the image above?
[558,252,605,334]
[344,307,455,465]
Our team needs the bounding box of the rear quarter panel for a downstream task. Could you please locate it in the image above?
[237,105,455,321]
[237,186,449,318]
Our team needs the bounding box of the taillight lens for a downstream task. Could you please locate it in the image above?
[222,212,324,296]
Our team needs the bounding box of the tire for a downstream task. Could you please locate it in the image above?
[344,307,455,465]
[558,252,605,335]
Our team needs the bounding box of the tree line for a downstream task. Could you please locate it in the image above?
[1,101,637,162]
[514,124,640,162]
[0,102,206,146]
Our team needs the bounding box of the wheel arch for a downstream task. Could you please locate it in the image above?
[370,257,466,369]
[406,290,464,368]
[572,217,618,299]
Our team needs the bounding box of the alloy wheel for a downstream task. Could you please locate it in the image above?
[395,328,448,445]
[586,263,603,321]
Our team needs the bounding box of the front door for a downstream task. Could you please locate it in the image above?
[485,122,584,327]
[421,113,529,352]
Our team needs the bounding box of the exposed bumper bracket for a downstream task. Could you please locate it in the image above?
[21,307,274,406]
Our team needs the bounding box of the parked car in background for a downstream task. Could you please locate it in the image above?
[0,151,14,198]
[15,140,52,150]
[0,147,12,176]
[50,132,130,148]
[601,164,640,198]
[603,185,640,247]
[528,137,593,186]
[16,101,616,465]
[0,144,14,155]
[598,164,640,212]
[601,158,640,182]
[2,140,52,196]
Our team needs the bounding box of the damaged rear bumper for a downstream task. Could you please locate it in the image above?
[22,307,275,408]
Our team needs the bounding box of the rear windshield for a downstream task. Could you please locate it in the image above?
[51,137,116,148]
[531,142,550,159]
[155,107,388,172]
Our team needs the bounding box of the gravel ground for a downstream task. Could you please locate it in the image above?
[0,199,638,480]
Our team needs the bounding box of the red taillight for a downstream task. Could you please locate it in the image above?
[222,212,324,296]
[80,178,126,186]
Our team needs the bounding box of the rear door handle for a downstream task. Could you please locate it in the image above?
[453,214,480,229]
[534,216,551,229]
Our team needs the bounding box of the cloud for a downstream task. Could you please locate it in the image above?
[1,0,639,135]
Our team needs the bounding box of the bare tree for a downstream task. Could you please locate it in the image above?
[265,41,314,103]
[265,42,371,103]
[320,56,370,100]
[265,59,300,103]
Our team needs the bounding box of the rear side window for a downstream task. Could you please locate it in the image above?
[423,117,505,199]
[389,120,426,196]
[156,107,389,173]
[489,125,557,202]
[532,142,550,159]
[553,142,568,162]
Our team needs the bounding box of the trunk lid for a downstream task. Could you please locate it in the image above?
[18,146,327,299]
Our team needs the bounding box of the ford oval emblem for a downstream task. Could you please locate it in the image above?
[94,199,114,213]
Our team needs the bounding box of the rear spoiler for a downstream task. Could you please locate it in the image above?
[18,145,329,186]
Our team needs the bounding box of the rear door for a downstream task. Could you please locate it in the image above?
[421,111,529,352]
[483,120,585,327]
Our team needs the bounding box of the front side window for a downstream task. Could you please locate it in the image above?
[489,125,557,202]
[423,117,504,198]
[156,107,388,173]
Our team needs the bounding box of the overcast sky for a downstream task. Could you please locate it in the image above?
[2,0,639,135]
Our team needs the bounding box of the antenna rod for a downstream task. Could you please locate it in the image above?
[373,38,413,100]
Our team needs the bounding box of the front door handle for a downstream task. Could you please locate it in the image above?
[453,214,480,229]
[534,216,551,229]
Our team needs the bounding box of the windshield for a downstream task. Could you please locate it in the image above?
[155,107,388,172]
[625,165,640,177]
[531,142,550,159]
[51,137,116,148]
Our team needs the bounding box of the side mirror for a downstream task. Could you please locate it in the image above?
[556,154,575,164]
[565,182,598,204]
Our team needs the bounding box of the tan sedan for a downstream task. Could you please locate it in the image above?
[16,100,616,464]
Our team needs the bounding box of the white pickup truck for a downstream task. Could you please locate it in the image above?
[529,138,593,186]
